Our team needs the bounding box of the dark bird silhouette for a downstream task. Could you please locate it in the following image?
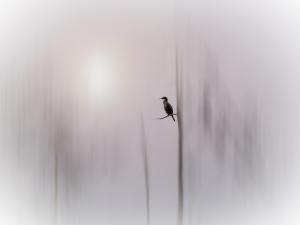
[160,96,176,122]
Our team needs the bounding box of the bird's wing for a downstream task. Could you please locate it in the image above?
[165,103,174,115]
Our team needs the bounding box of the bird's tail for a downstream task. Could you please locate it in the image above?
[171,115,175,122]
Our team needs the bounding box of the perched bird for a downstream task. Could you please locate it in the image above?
[160,96,176,122]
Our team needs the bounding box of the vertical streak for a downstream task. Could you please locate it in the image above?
[54,147,58,224]
[176,42,184,225]
[174,0,184,222]
[141,114,150,225]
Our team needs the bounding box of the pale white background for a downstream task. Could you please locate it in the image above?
[0,0,300,225]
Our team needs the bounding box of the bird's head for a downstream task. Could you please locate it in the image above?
[160,96,168,101]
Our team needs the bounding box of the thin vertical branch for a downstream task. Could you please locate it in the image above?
[141,114,150,225]
[174,0,184,223]
[54,146,58,224]
[176,43,184,225]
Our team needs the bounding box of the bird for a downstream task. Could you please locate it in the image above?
[160,96,176,122]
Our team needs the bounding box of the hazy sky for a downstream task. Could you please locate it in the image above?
[0,0,300,225]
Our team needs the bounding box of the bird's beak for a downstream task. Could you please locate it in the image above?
[160,97,163,99]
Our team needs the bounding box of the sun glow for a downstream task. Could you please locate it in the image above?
[87,58,114,103]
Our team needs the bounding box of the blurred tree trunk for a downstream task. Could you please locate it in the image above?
[176,44,184,225]
[141,114,150,225]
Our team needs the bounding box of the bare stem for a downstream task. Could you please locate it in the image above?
[176,37,184,225]
[141,114,150,225]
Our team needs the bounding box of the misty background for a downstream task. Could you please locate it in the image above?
[0,0,300,225]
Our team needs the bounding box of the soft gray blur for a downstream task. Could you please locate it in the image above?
[0,0,300,225]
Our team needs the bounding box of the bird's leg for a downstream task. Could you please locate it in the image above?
[157,114,177,120]
[157,115,170,120]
